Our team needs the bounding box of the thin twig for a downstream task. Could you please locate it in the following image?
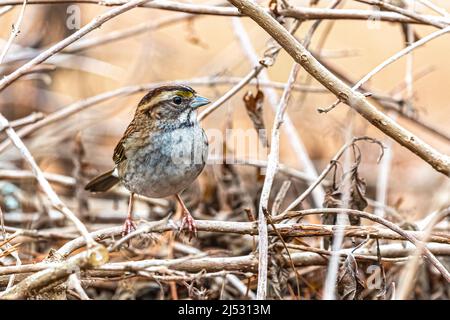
[353,26,450,97]
[256,61,301,299]
[0,0,27,64]
[417,0,449,17]
[312,51,450,142]
[355,0,446,28]
[322,26,450,113]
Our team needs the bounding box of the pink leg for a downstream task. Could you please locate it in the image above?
[122,193,136,236]
[176,194,197,240]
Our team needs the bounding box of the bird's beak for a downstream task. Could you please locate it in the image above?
[191,95,210,109]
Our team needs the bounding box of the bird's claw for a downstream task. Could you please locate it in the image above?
[178,213,197,241]
[121,218,136,237]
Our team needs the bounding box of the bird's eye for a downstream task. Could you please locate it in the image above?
[173,96,182,105]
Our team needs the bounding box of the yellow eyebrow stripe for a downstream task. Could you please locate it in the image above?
[136,89,195,112]
[174,90,194,98]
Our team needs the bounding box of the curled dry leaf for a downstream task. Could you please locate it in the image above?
[243,89,269,148]
[321,187,342,250]
[337,253,365,300]
[348,170,368,225]
[321,141,370,249]
[268,0,278,14]
[347,145,368,225]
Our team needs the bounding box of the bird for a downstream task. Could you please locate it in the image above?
[84,85,210,238]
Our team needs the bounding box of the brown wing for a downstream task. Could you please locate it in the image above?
[113,138,126,166]
[113,120,136,165]
[113,118,151,166]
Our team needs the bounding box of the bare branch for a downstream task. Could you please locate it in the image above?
[0,245,108,299]
[227,0,450,176]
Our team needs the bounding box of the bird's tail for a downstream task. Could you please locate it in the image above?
[84,169,119,192]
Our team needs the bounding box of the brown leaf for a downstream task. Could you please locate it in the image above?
[349,173,367,211]
[348,168,368,226]
[268,0,278,13]
[321,188,342,250]
[337,254,365,300]
[244,90,269,148]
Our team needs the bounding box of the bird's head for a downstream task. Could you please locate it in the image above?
[135,85,210,124]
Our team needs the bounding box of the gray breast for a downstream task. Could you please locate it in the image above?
[120,124,208,198]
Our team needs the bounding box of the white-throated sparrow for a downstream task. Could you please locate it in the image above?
[85,85,210,238]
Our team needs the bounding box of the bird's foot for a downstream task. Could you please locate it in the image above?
[179,211,197,241]
[121,217,137,237]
